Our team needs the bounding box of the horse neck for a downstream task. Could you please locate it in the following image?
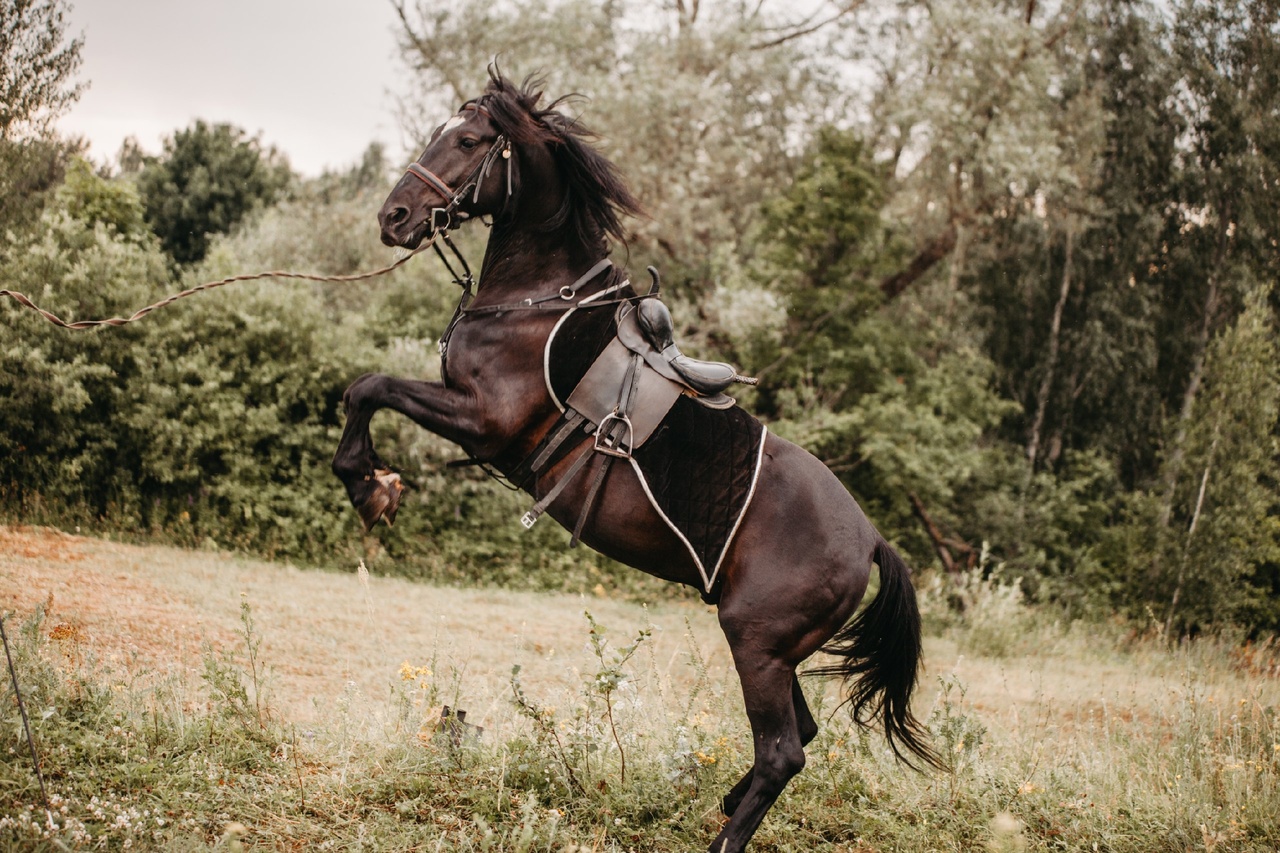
[470,143,609,307]
[472,223,604,305]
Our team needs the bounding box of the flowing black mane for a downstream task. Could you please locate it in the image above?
[475,71,643,250]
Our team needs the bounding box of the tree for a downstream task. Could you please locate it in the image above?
[391,0,855,299]
[973,0,1180,483]
[0,0,83,141]
[136,121,292,264]
[843,0,1101,305]
[1139,285,1280,634]
[0,0,84,236]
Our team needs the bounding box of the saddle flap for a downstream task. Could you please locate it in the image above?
[567,338,682,450]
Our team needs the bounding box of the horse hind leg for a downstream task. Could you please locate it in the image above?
[331,373,404,531]
[721,675,818,818]
[708,644,809,853]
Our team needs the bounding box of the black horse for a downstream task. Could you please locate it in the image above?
[332,71,939,852]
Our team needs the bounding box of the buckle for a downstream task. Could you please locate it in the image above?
[594,412,634,459]
[520,510,539,529]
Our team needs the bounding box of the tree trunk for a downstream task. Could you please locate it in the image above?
[1026,226,1074,471]
[879,224,959,301]
[1164,429,1218,636]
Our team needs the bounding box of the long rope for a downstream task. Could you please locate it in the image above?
[0,245,430,331]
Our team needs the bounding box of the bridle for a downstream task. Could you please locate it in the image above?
[403,103,640,372]
[402,103,514,249]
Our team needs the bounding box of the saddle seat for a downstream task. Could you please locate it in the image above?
[632,298,757,397]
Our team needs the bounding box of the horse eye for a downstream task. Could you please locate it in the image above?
[459,137,478,150]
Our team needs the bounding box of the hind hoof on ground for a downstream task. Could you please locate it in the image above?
[357,469,404,532]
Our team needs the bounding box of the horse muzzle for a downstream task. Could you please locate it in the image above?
[377,201,419,248]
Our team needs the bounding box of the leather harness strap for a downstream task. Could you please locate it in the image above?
[569,351,644,547]
[405,163,456,201]
[520,437,596,530]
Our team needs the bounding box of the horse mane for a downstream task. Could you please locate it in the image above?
[478,70,644,250]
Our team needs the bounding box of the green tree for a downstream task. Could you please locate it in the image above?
[973,0,1180,483]
[136,121,292,264]
[392,0,854,299]
[0,0,84,236]
[1138,285,1280,634]
[0,0,83,140]
[0,161,169,514]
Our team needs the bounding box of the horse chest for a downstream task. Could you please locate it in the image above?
[440,315,553,406]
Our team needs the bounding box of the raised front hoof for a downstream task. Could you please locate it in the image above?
[357,469,404,532]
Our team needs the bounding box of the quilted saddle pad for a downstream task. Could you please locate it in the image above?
[631,396,766,595]
[544,298,765,596]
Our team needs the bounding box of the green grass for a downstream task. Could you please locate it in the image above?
[2,538,1279,851]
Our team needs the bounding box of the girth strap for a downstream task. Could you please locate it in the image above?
[520,437,595,530]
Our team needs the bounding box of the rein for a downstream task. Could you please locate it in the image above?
[0,106,512,332]
[0,243,440,331]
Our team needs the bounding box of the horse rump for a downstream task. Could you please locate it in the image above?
[806,538,944,771]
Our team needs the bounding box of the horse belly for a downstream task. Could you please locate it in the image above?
[540,453,707,589]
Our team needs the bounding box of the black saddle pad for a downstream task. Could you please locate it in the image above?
[632,396,765,593]
[546,302,765,594]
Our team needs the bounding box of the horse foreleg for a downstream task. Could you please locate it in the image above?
[721,675,818,818]
[332,375,403,530]
[331,373,482,531]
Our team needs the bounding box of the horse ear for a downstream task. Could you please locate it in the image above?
[518,73,547,110]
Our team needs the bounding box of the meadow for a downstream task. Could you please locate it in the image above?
[2,523,1278,852]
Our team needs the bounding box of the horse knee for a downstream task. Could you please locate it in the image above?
[343,372,386,410]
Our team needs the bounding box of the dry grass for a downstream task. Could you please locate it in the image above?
[3,524,1279,851]
[4,523,1276,744]
[0,524,733,729]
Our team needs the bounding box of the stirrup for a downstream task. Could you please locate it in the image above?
[594,412,634,459]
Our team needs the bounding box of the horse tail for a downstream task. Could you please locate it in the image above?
[808,537,943,771]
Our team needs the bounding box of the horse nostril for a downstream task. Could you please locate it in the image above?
[386,205,410,226]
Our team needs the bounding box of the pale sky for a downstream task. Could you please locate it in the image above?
[56,0,408,176]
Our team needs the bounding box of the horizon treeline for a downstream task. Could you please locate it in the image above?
[1,0,1277,635]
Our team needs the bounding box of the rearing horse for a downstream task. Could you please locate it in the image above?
[332,72,939,853]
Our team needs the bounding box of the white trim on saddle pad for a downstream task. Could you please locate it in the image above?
[628,425,768,594]
[543,282,631,412]
[542,290,766,594]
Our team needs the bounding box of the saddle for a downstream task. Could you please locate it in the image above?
[517,281,758,555]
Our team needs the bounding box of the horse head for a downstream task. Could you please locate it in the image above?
[378,71,642,255]
[377,99,511,249]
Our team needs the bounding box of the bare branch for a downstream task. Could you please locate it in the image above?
[878,223,959,300]
[750,0,867,51]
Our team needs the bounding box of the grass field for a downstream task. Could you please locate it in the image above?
[2,524,1278,851]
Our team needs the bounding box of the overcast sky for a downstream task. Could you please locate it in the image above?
[56,0,407,175]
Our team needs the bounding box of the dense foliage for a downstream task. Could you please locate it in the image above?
[1,0,1277,633]
[133,122,292,265]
